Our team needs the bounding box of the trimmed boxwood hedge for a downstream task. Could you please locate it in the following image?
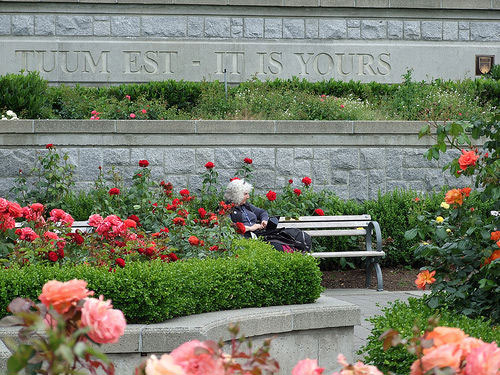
[0,239,323,324]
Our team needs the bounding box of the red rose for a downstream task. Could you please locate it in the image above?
[244,158,253,164]
[139,159,149,167]
[179,189,190,196]
[460,187,472,197]
[127,215,141,226]
[235,222,246,234]
[108,188,120,195]
[57,248,64,258]
[173,217,186,226]
[209,245,219,251]
[115,258,125,268]
[230,177,240,182]
[198,207,207,218]
[48,251,58,262]
[205,161,214,169]
[266,190,277,201]
[188,236,200,246]
[45,144,54,149]
[68,232,84,245]
[314,208,325,216]
[302,177,312,186]
[168,252,178,261]
[145,247,155,256]
[288,179,293,184]
[294,188,302,196]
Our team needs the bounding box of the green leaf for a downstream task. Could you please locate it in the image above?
[7,345,35,374]
[427,296,439,309]
[435,228,448,240]
[404,228,418,240]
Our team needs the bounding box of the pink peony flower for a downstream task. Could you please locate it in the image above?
[39,279,94,314]
[292,358,324,375]
[81,295,126,344]
[146,354,185,375]
[464,342,500,375]
[170,340,224,375]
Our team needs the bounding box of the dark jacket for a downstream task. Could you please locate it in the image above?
[229,203,269,226]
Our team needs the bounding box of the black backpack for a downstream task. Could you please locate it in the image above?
[260,227,312,253]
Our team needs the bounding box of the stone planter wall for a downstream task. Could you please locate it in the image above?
[0,120,473,200]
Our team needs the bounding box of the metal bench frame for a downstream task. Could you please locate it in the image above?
[277,215,385,291]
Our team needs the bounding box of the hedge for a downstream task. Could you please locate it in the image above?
[0,239,323,324]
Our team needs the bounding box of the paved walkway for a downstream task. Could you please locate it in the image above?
[323,289,427,360]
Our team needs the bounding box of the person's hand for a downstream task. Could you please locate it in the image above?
[246,223,263,232]
[261,220,268,228]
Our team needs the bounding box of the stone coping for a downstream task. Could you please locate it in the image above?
[0,296,360,354]
[2,0,498,10]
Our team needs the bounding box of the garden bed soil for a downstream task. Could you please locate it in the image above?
[321,267,420,291]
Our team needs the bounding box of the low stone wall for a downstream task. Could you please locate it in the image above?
[0,120,474,200]
[0,296,360,375]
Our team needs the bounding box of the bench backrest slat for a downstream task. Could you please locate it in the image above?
[279,215,371,222]
[304,229,366,237]
[277,221,370,229]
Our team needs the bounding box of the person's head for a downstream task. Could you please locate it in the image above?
[224,179,253,205]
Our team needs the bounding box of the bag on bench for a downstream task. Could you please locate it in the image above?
[258,226,312,253]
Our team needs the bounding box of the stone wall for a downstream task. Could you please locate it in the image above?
[0,1,498,83]
[0,120,473,201]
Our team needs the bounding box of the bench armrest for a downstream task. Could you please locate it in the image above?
[366,221,382,253]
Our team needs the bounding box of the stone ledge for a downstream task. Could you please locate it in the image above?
[0,295,360,354]
[2,0,496,9]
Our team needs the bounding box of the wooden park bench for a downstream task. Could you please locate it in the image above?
[277,215,385,291]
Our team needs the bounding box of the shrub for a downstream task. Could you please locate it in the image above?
[358,297,500,375]
[0,71,51,118]
[0,239,323,323]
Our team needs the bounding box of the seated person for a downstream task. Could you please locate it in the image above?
[224,179,268,237]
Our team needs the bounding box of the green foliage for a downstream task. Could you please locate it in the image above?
[0,239,323,323]
[359,297,500,375]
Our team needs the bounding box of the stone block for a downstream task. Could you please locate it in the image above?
[283,18,305,39]
[421,21,442,40]
[78,148,104,181]
[284,0,318,6]
[102,148,131,165]
[312,160,331,185]
[0,177,16,198]
[0,120,33,133]
[250,148,275,169]
[93,16,110,22]
[443,21,458,40]
[356,0,388,6]
[330,170,348,184]
[387,20,403,39]
[390,0,439,7]
[276,148,295,174]
[164,148,195,174]
[204,17,230,38]
[197,120,273,133]
[0,15,10,35]
[12,15,34,36]
[231,17,243,38]
[58,148,79,167]
[116,121,195,134]
[402,148,438,168]
[195,148,215,172]
[385,150,403,179]
[94,20,110,36]
[458,29,469,41]
[443,0,491,8]
[162,175,188,189]
[321,0,355,5]
[252,169,276,189]
[319,19,346,39]
[56,16,92,36]
[295,148,313,159]
[244,18,263,38]
[0,149,36,177]
[142,16,186,37]
[214,147,246,169]
[276,121,351,134]
[470,22,500,41]
[294,159,312,177]
[458,21,470,30]
[187,17,204,38]
[35,15,55,36]
[348,170,368,201]
[386,180,408,192]
[347,20,360,28]
[437,149,460,167]
[313,148,330,160]
[35,120,115,133]
[305,19,318,38]
[360,20,386,39]
[368,169,386,199]
[131,148,162,166]
[347,27,360,39]
[403,21,420,40]
[330,148,358,170]
[359,148,385,169]
[264,18,282,39]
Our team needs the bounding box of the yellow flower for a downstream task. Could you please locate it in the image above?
[440,202,450,209]
[436,216,444,223]
[422,242,430,245]
[446,228,452,233]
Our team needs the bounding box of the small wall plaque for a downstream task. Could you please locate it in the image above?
[475,55,495,75]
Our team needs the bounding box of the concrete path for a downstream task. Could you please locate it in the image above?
[323,289,427,360]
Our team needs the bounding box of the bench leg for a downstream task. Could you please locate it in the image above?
[365,258,384,291]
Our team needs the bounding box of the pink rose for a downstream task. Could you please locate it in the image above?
[130,113,136,119]
[145,354,185,375]
[0,198,8,213]
[410,344,462,375]
[8,202,23,218]
[18,227,39,242]
[292,359,324,375]
[81,295,126,344]
[88,214,104,227]
[170,340,224,375]
[39,279,94,314]
[464,342,500,375]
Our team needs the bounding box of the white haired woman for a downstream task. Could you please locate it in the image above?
[224,179,269,236]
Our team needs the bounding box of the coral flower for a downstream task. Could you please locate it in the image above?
[170,340,224,375]
[188,236,200,246]
[81,295,126,344]
[484,250,500,266]
[124,219,137,228]
[292,359,324,375]
[146,354,185,375]
[424,327,468,354]
[410,344,462,375]
[491,231,500,242]
[458,149,479,170]
[415,270,436,290]
[39,279,94,314]
[445,189,463,206]
[463,342,500,375]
